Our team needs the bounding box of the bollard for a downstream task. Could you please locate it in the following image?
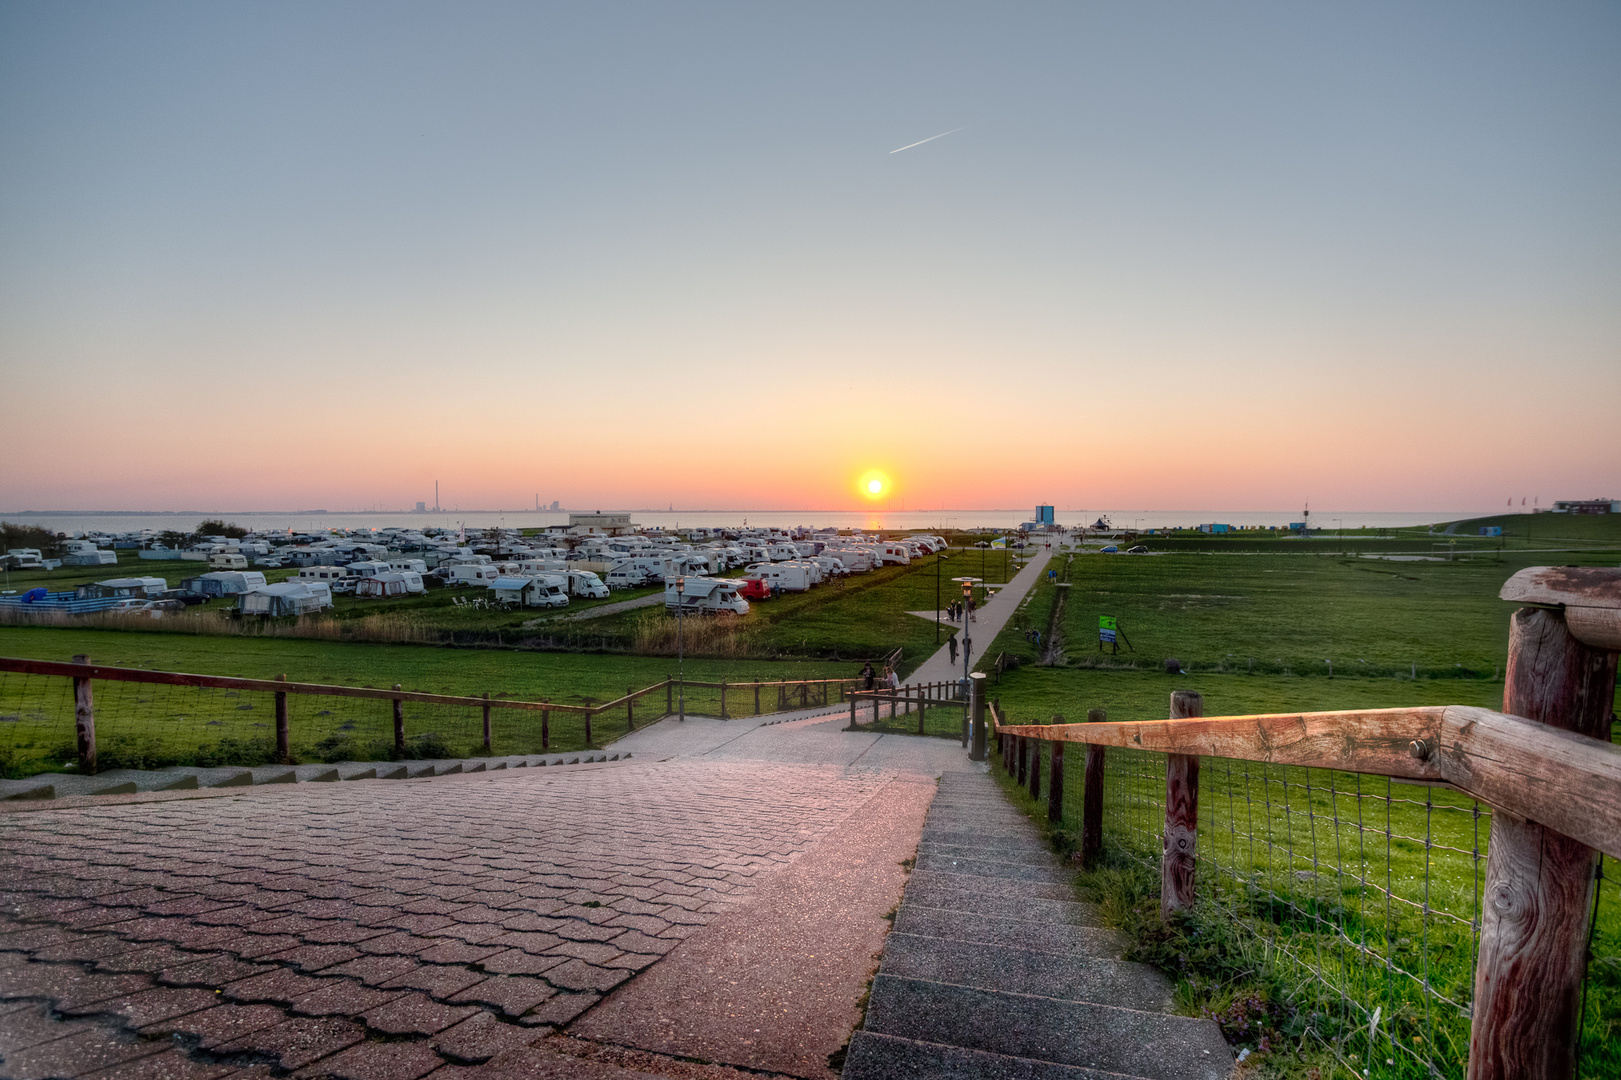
[274,674,289,762]
[1082,707,1107,867]
[968,673,987,760]
[72,654,96,774]
[482,692,492,753]
[392,684,404,753]
[756,685,762,715]
[1162,690,1203,919]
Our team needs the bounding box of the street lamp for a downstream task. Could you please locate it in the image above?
[934,549,944,644]
[675,575,685,722]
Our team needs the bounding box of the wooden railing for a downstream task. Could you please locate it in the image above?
[847,680,963,736]
[990,566,1621,1080]
[0,657,870,767]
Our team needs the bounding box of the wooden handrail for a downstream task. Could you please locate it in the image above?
[996,704,1621,862]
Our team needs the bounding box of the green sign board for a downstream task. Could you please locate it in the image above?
[1098,615,1117,631]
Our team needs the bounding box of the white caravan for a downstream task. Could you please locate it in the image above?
[565,570,609,599]
[664,577,750,615]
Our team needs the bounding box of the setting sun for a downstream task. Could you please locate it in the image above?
[858,470,890,501]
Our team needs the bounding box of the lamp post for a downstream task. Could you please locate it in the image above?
[675,575,685,722]
[935,549,942,644]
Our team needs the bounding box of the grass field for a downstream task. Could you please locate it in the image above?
[972,532,1619,1080]
[0,627,854,776]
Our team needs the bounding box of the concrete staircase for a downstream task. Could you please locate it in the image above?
[842,770,1233,1080]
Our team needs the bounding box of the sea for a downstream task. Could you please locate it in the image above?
[1,509,1499,536]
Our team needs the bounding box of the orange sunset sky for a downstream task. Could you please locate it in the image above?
[1,4,1616,513]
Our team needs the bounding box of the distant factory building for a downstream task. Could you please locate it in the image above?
[1550,499,1618,514]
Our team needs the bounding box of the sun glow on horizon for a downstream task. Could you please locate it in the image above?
[858,470,890,501]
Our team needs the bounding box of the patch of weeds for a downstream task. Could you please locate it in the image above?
[898,856,915,872]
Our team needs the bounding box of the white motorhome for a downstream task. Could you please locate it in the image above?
[516,559,567,576]
[664,577,750,615]
[875,542,911,566]
[3,549,46,569]
[488,575,569,608]
[565,570,609,599]
[747,563,813,592]
[605,563,650,590]
[820,548,875,572]
[767,542,801,562]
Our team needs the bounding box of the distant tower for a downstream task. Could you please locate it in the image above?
[1301,503,1310,535]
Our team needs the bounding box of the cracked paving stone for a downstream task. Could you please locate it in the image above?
[431,1009,540,1064]
[478,950,569,977]
[381,962,487,999]
[541,959,630,994]
[258,943,361,972]
[77,986,221,1028]
[138,1002,286,1047]
[213,1014,367,1071]
[448,974,557,1017]
[288,979,405,1017]
[516,990,600,1027]
[290,1039,446,1080]
[0,1024,171,1079]
[362,989,479,1035]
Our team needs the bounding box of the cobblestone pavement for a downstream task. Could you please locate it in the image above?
[0,760,900,1078]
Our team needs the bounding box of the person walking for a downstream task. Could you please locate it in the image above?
[967,598,977,623]
[860,661,875,692]
[947,635,958,664]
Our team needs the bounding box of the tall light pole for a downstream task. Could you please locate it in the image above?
[934,549,942,644]
[675,575,685,722]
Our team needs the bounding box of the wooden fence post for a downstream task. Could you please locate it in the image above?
[1082,707,1107,867]
[666,678,672,715]
[274,673,289,763]
[1028,738,1041,801]
[720,682,727,720]
[72,654,95,774]
[541,703,550,750]
[392,684,405,753]
[1162,690,1203,920]
[848,692,857,730]
[584,708,593,747]
[755,685,761,715]
[626,686,634,731]
[481,692,492,753]
[1048,715,1064,823]
[1017,735,1028,785]
[1467,606,1618,1080]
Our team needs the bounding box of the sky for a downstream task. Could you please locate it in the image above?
[1,1,1617,513]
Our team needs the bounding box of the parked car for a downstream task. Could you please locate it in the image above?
[1126,545,1148,554]
[157,589,210,606]
[108,598,152,613]
[330,579,357,595]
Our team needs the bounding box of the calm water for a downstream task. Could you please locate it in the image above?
[2,508,1496,535]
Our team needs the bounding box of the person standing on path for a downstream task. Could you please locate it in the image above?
[860,662,875,692]
[947,635,958,664]
[968,598,977,623]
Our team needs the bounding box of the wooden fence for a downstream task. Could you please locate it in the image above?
[846,680,964,734]
[991,566,1621,1080]
[0,657,875,770]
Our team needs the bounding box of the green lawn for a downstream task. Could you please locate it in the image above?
[0,626,854,775]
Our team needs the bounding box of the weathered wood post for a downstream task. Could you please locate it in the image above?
[274,674,289,763]
[391,684,405,753]
[667,678,673,715]
[1016,734,1028,785]
[1162,690,1203,920]
[1028,738,1041,801]
[755,684,762,715]
[584,707,593,747]
[1467,571,1621,1080]
[720,681,727,720]
[481,692,492,753]
[1082,707,1107,867]
[1048,715,1064,823]
[72,655,95,774]
[848,692,858,730]
[626,686,634,731]
[541,703,550,750]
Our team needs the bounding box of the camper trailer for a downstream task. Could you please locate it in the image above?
[179,571,267,598]
[296,566,353,585]
[238,581,333,616]
[664,577,750,615]
[387,558,429,575]
[356,572,423,599]
[447,564,503,586]
[79,577,169,600]
[746,563,813,592]
[345,560,392,578]
[62,541,117,567]
[208,552,250,570]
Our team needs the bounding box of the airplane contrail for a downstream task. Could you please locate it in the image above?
[889,126,967,154]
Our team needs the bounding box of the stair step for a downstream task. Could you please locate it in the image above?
[862,975,1232,1080]
[842,1030,1148,1080]
[915,850,1069,881]
[892,907,1117,958]
[879,932,1167,1008]
[906,868,1084,906]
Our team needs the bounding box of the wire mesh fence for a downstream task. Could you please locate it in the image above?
[1004,725,1620,1080]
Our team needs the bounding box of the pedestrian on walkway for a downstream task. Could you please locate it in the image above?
[860,661,875,692]
[968,598,977,623]
[947,635,958,664]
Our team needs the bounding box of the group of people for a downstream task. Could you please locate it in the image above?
[858,661,900,692]
[945,599,976,623]
[1024,628,1043,647]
